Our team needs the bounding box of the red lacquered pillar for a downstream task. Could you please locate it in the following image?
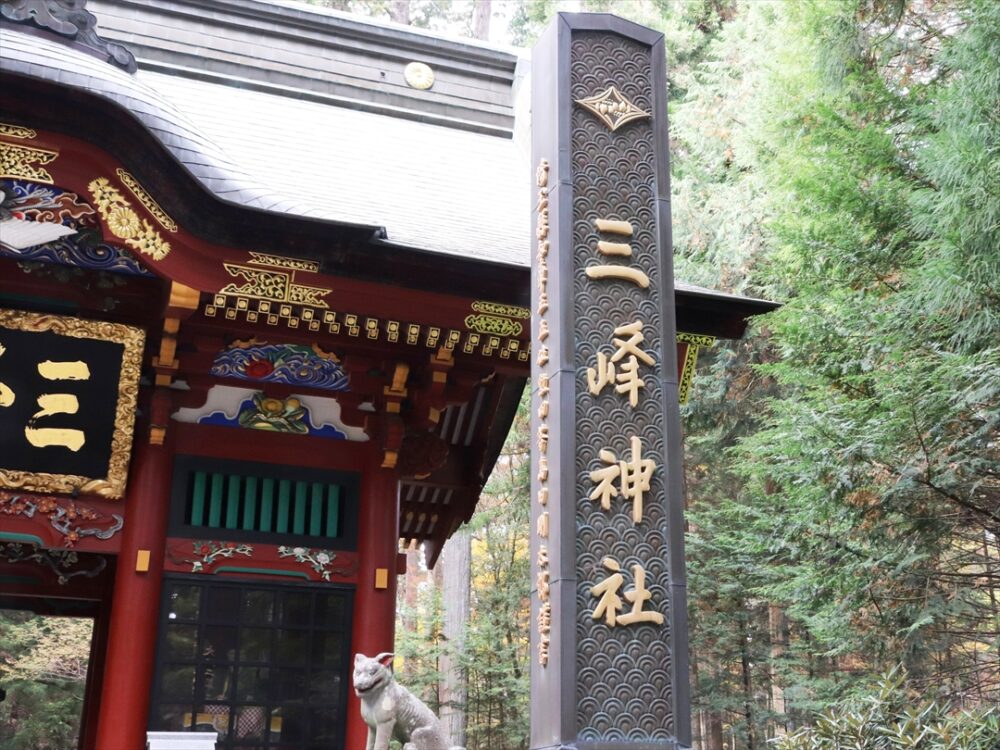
[95,406,174,750]
[345,451,400,748]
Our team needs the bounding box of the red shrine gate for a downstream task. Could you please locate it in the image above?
[0,3,775,749]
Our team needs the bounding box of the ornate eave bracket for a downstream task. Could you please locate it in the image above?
[1,0,138,73]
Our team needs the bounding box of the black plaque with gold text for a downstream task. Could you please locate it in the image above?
[530,14,691,749]
[0,309,144,499]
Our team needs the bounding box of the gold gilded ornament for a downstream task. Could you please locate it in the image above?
[0,141,57,183]
[116,169,177,232]
[404,61,435,90]
[575,85,650,132]
[0,122,37,140]
[87,177,171,260]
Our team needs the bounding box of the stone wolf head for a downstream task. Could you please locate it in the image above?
[353,652,395,697]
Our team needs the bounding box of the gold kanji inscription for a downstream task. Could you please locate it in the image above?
[588,435,656,523]
[537,511,549,538]
[590,557,664,627]
[0,344,13,408]
[618,563,665,626]
[587,321,655,407]
[585,265,650,288]
[591,557,625,626]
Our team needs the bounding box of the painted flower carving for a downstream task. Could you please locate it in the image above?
[246,358,275,378]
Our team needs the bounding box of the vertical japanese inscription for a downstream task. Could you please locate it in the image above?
[530,15,690,748]
[534,158,552,667]
[571,31,674,739]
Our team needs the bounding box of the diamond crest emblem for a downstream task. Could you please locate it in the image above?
[575,85,650,132]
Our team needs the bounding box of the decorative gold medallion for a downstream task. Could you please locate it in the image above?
[404,61,435,90]
[575,85,650,132]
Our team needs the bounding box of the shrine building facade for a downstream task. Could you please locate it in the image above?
[0,2,775,749]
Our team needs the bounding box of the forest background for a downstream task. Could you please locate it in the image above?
[1,0,997,749]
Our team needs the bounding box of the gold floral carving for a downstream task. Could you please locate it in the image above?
[470,301,530,319]
[575,85,650,132]
[0,309,145,499]
[87,177,171,261]
[248,252,320,273]
[115,168,177,232]
[464,314,523,337]
[0,141,57,183]
[0,123,37,139]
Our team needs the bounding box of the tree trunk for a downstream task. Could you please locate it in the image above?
[768,604,788,736]
[438,527,471,747]
[707,709,725,750]
[741,632,756,750]
[472,0,492,40]
[388,0,410,26]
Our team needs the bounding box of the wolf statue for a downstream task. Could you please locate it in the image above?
[353,652,465,750]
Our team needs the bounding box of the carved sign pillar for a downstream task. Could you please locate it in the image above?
[94,390,174,749]
[530,14,691,749]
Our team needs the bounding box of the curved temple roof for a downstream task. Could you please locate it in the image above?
[1,0,776,319]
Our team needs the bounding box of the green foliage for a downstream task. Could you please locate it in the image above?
[462,431,530,750]
[0,611,91,750]
[395,573,447,709]
[677,0,1000,745]
[773,670,1000,750]
[394,392,531,750]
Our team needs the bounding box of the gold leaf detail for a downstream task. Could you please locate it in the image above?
[464,314,523,337]
[0,123,37,139]
[248,252,320,273]
[220,264,330,309]
[575,85,650,132]
[470,301,531,319]
[107,205,141,238]
[116,168,177,232]
[87,177,171,261]
[0,141,57,183]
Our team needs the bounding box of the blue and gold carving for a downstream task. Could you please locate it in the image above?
[1,179,152,276]
[210,340,350,392]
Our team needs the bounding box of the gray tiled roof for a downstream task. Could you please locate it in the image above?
[1,25,529,265]
[140,70,530,266]
[1,15,773,308]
